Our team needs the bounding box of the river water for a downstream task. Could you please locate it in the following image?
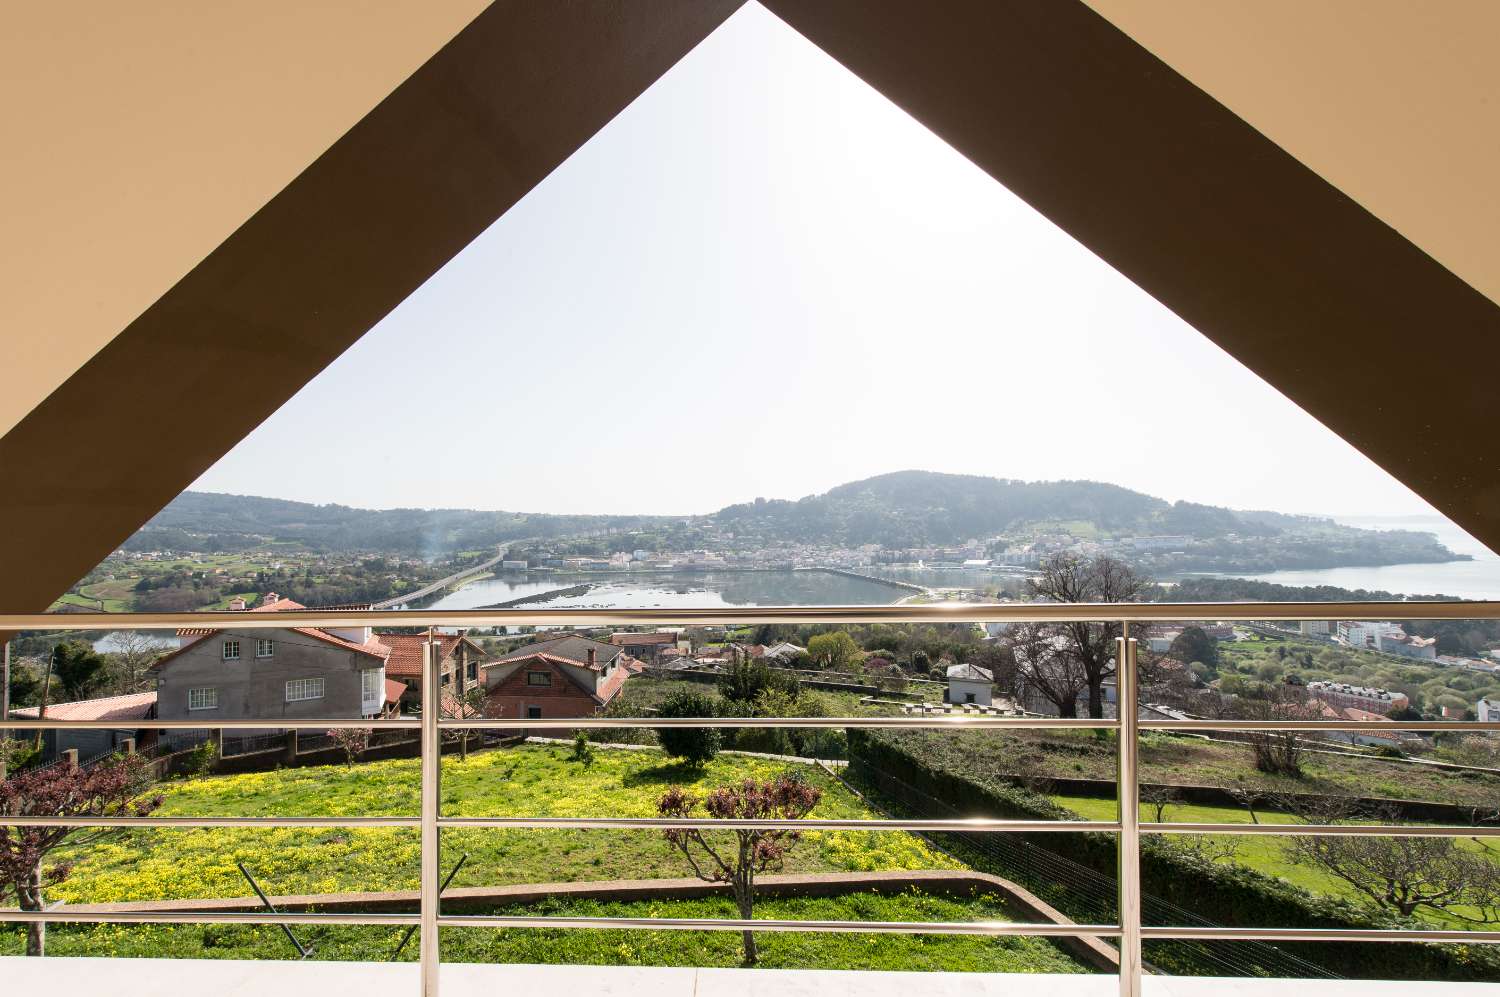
[422,569,911,610]
[1213,514,1500,600]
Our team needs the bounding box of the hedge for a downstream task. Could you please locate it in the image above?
[847,728,1500,982]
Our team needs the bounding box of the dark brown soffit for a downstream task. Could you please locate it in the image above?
[0,0,740,615]
[765,0,1500,552]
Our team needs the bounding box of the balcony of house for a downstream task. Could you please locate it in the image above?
[3,603,1499,996]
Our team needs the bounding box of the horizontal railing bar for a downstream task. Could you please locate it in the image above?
[437,816,1119,832]
[4,599,1499,632]
[0,815,419,829]
[435,914,1122,936]
[436,716,1116,730]
[1139,925,1500,945]
[1141,719,1500,732]
[0,910,419,926]
[0,718,421,731]
[1143,823,1500,838]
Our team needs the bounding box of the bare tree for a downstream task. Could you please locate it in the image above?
[1289,830,1500,922]
[1226,786,1267,824]
[658,773,822,964]
[1235,691,1316,776]
[107,630,164,692]
[1027,555,1150,718]
[1141,784,1178,823]
[1004,623,1088,717]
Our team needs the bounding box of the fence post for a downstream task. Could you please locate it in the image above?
[62,748,78,770]
[420,627,441,996]
[283,730,298,764]
[120,737,135,756]
[1117,627,1141,997]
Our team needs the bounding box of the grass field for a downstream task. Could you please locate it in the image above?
[41,745,955,906]
[0,745,1096,971]
[0,892,1088,972]
[881,728,1500,808]
[1053,793,1500,925]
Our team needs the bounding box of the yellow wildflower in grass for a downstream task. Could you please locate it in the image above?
[47,745,964,906]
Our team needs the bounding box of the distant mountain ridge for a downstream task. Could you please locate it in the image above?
[715,470,1280,547]
[128,471,1461,568]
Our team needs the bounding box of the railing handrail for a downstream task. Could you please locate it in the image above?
[3,598,1500,631]
[5,606,1500,997]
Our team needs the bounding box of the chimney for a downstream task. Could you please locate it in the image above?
[586,648,597,669]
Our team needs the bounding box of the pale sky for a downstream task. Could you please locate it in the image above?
[193,3,1439,521]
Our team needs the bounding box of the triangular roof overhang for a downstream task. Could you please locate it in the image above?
[3,0,1498,616]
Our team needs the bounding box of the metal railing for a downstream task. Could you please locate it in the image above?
[3,601,1500,997]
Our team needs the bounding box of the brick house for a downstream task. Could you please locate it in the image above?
[482,634,640,721]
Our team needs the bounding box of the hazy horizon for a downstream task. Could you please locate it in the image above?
[190,2,1447,525]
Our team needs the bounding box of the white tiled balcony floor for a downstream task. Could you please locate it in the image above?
[1,959,1495,997]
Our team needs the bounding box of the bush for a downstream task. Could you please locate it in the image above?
[180,739,219,778]
[718,660,799,702]
[571,731,596,767]
[654,691,721,766]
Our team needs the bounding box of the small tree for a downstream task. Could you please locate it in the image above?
[806,632,860,672]
[571,730,596,768]
[1168,626,1219,669]
[327,728,371,768]
[658,773,823,964]
[0,754,162,955]
[654,690,721,766]
[1141,784,1178,823]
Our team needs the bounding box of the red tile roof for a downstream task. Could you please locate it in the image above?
[380,633,483,678]
[14,690,157,722]
[255,597,306,613]
[384,678,407,706]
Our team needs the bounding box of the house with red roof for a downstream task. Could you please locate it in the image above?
[608,630,682,663]
[482,633,642,722]
[379,632,488,710]
[13,690,158,764]
[151,592,400,724]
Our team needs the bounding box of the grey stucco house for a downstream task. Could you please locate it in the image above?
[152,593,397,725]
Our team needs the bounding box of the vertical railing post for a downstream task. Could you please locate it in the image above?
[420,627,441,996]
[1116,626,1142,997]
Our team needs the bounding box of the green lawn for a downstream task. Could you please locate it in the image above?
[1053,792,1500,925]
[1,893,1089,972]
[44,745,955,906]
[879,728,1500,809]
[2,746,1097,972]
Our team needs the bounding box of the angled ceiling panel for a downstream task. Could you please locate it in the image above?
[0,0,740,614]
[764,0,1500,551]
[0,0,493,438]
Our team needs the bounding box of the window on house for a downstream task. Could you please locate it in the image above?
[965,692,976,704]
[187,687,218,711]
[285,677,326,702]
[467,662,478,681]
[222,640,240,660]
[527,671,551,686]
[361,670,381,698]
[526,705,542,719]
[255,638,274,658]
